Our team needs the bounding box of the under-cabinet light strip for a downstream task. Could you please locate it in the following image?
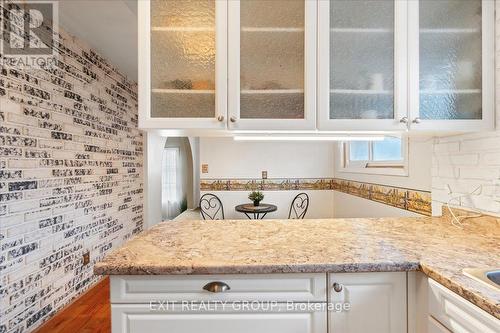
[233,136,385,142]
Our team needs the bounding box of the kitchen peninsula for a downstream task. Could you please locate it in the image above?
[95,209,500,333]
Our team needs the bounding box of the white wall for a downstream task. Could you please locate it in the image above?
[145,132,166,228]
[201,137,335,178]
[334,192,422,218]
[332,137,433,218]
[200,137,335,219]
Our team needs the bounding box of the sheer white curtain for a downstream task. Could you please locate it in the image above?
[161,147,181,220]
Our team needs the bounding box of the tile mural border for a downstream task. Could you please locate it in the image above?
[200,178,432,216]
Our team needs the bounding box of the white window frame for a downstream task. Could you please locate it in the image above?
[339,137,409,176]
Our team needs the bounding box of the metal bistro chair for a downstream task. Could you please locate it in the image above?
[288,193,309,219]
[199,193,225,220]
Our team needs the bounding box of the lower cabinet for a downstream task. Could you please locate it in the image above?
[112,303,326,333]
[110,272,408,333]
[427,278,500,333]
[328,272,407,333]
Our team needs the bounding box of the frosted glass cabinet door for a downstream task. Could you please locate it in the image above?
[138,0,227,129]
[228,0,317,130]
[408,0,494,131]
[317,0,408,131]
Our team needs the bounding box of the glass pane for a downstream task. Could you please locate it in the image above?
[151,92,215,118]
[330,92,393,120]
[241,0,304,28]
[150,1,216,118]
[330,0,394,120]
[151,31,215,90]
[349,142,369,161]
[241,93,304,119]
[240,0,305,119]
[419,0,482,120]
[151,0,215,28]
[373,137,402,161]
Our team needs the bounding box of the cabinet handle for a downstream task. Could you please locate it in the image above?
[399,117,408,124]
[332,282,343,292]
[230,116,237,123]
[203,281,231,293]
[412,117,422,124]
[217,115,224,122]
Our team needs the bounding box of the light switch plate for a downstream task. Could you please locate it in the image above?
[202,164,208,173]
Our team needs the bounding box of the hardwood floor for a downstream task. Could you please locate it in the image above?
[34,278,111,333]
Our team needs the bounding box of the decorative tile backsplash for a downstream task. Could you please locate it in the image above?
[200,178,334,191]
[200,178,432,216]
[332,179,432,216]
[0,4,143,333]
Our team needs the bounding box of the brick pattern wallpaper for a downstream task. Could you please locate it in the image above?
[431,2,500,216]
[0,6,143,333]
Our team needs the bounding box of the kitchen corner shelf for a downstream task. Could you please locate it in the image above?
[420,89,481,94]
[330,89,392,95]
[241,27,304,32]
[151,26,215,32]
[241,89,304,94]
[152,89,215,94]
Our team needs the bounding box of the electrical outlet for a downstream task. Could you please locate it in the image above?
[201,164,208,173]
[262,171,268,179]
[82,251,90,266]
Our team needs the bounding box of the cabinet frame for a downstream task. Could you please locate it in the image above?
[317,0,409,131]
[227,0,317,130]
[138,0,228,129]
[407,0,495,131]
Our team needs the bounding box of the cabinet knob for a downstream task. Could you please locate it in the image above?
[230,116,237,123]
[332,282,343,292]
[399,117,408,124]
[203,281,231,293]
[412,117,422,124]
[217,115,224,122]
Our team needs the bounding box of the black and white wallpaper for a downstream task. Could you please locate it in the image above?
[0,3,144,332]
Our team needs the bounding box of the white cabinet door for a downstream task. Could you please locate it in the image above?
[427,278,500,333]
[138,0,227,129]
[112,303,327,333]
[328,272,407,333]
[317,0,409,131]
[408,0,495,131]
[227,0,317,130]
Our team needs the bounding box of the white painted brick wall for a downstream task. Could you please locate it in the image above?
[432,132,500,215]
[0,5,143,332]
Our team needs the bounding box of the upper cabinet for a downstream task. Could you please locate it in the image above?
[227,0,316,130]
[139,0,227,129]
[139,0,495,132]
[318,0,408,131]
[408,0,494,131]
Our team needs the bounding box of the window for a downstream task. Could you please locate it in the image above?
[341,136,408,176]
[162,147,180,219]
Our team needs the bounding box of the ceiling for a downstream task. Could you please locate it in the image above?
[58,0,138,81]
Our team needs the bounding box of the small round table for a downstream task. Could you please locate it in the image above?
[235,203,277,219]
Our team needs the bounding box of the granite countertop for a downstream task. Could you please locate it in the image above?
[94,210,500,319]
